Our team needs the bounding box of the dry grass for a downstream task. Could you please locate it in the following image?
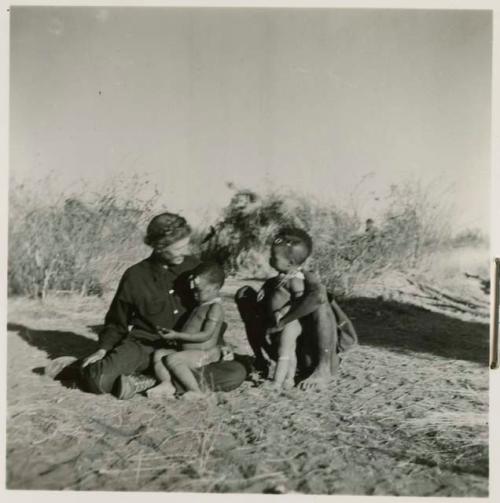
[10,178,474,298]
[6,275,489,496]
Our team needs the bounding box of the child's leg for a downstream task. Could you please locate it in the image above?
[274,321,301,388]
[166,349,220,393]
[326,306,341,374]
[284,351,298,389]
[308,302,337,375]
[235,286,273,371]
[147,349,177,398]
[153,349,176,382]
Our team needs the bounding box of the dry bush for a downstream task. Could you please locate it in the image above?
[8,176,480,299]
[8,176,159,298]
[198,182,457,296]
[449,228,488,249]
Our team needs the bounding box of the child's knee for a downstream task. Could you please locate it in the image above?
[279,335,298,357]
[154,349,171,364]
[282,320,301,339]
[165,352,185,369]
[313,303,336,332]
[235,285,257,300]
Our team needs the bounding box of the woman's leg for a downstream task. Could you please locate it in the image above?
[81,338,152,394]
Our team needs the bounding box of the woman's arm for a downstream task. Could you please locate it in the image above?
[98,271,134,351]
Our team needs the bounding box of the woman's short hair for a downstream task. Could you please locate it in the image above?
[144,212,191,247]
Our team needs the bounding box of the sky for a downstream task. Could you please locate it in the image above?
[9,7,492,231]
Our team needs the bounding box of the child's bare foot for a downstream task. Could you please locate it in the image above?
[181,391,205,401]
[182,391,218,405]
[283,378,295,389]
[298,366,331,391]
[146,382,176,399]
[266,380,283,392]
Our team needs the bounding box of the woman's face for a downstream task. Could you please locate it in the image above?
[153,236,190,266]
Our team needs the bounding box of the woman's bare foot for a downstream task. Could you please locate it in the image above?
[146,382,176,399]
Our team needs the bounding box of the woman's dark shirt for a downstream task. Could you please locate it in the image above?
[98,254,201,350]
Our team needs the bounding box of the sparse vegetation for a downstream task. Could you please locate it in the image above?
[6,280,489,495]
[9,176,485,299]
[8,177,159,298]
[6,176,489,495]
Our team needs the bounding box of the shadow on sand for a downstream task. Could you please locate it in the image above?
[8,295,490,371]
[7,322,101,385]
[7,322,98,361]
[342,297,489,366]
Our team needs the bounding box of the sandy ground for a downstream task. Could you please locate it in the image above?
[6,278,489,495]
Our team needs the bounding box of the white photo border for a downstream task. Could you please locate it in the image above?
[0,1,497,502]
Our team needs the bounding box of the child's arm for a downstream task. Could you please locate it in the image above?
[272,277,304,326]
[158,304,223,343]
[331,298,357,338]
[275,271,327,327]
[289,277,305,299]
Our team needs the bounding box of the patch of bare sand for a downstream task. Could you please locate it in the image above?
[6,278,489,495]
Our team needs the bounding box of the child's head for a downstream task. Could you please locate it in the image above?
[269,227,313,273]
[190,262,225,303]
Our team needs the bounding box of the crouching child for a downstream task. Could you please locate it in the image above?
[262,228,312,388]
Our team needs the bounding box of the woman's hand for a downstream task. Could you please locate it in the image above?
[81,349,107,368]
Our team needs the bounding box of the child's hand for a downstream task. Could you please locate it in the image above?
[156,326,178,340]
[267,312,283,333]
[267,324,282,334]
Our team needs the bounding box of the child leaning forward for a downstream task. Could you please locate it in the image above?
[261,228,313,389]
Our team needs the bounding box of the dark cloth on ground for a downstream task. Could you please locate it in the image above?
[190,360,247,393]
